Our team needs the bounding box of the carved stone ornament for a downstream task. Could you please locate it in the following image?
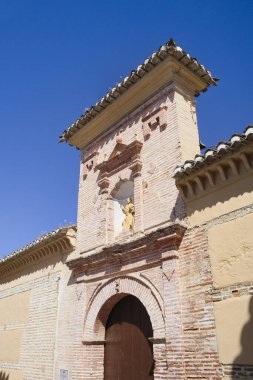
[82,151,99,179]
[142,105,168,140]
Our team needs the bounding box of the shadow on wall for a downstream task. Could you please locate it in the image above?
[189,176,252,218]
[0,253,61,286]
[169,193,186,222]
[232,296,253,379]
[0,371,9,380]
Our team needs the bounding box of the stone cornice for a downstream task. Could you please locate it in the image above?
[79,83,194,156]
[60,38,217,147]
[0,226,76,277]
[67,223,186,271]
[174,127,253,201]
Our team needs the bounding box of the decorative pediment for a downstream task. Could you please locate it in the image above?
[108,142,127,160]
[96,140,143,173]
[96,140,143,193]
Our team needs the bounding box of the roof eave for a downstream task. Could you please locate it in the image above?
[0,225,77,277]
[60,39,218,147]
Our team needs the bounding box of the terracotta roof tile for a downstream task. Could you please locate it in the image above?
[60,38,218,143]
[174,126,253,179]
[0,225,76,266]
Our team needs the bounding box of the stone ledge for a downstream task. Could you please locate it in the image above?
[67,223,186,270]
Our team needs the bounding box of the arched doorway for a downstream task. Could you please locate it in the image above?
[104,295,154,380]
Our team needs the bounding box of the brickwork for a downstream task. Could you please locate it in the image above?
[2,42,252,380]
[0,272,60,380]
[179,228,222,379]
[54,275,87,380]
[75,83,195,256]
[53,251,175,379]
[56,221,224,379]
[222,364,253,379]
[83,276,165,340]
[178,207,253,379]
[64,78,223,380]
[77,256,177,380]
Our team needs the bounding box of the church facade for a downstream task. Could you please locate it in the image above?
[1,39,253,380]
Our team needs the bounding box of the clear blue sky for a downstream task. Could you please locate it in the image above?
[1,0,252,257]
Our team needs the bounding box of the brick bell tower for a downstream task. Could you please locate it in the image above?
[60,39,219,380]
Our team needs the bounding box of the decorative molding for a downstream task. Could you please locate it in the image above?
[82,151,99,179]
[97,177,110,194]
[82,275,166,342]
[142,105,168,140]
[95,140,143,194]
[0,227,76,278]
[60,38,217,145]
[67,223,185,271]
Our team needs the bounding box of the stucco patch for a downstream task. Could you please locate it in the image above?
[208,212,253,288]
[214,295,253,365]
[0,330,22,363]
[0,291,30,325]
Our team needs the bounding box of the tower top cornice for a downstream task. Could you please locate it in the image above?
[60,38,218,149]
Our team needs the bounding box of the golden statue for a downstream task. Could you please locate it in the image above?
[122,198,135,231]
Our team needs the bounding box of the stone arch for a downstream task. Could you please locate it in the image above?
[110,176,134,199]
[107,166,133,197]
[83,275,165,342]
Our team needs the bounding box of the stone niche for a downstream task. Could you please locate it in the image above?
[214,295,253,365]
[95,139,143,244]
[111,180,134,238]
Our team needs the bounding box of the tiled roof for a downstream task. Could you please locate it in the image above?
[59,38,218,143]
[174,126,253,179]
[0,225,76,267]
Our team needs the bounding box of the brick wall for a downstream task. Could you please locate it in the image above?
[59,224,223,380]
[0,272,60,380]
[179,228,222,379]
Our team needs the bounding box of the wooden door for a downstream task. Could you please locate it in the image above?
[104,295,154,380]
